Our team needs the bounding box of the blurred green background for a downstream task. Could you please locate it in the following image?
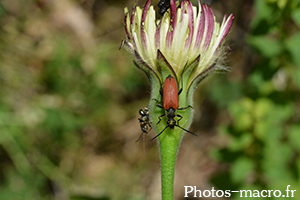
[0,0,299,199]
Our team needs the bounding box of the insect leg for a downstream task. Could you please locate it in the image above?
[153,98,163,109]
[176,114,183,124]
[157,114,165,124]
[177,105,193,110]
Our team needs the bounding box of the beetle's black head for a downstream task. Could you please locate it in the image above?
[166,108,176,118]
[139,107,149,116]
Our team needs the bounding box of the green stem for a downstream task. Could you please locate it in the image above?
[159,131,181,200]
[145,53,195,200]
[148,78,193,200]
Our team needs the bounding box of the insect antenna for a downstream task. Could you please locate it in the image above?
[143,131,146,155]
[150,125,169,141]
[175,124,197,136]
[135,133,143,142]
[136,132,147,155]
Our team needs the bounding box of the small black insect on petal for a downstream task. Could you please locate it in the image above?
[157,0,170,16]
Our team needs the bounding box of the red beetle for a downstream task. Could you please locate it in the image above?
[150,75,197,141]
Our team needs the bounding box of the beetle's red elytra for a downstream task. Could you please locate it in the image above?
[150,75,197,141]
[163,75,179,110]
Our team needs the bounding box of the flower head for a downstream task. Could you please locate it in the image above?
[122,0,234,88]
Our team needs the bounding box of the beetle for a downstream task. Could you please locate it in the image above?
[157,0,170,16]
[150,75,197,141]
[136,106,152,142]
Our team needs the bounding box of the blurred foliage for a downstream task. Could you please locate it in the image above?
[0,0,152,199]
[0,0,300,200]
[209,0,300,199]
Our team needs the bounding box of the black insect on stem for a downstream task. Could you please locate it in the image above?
[136,106,152,154]
[136,107,152,142]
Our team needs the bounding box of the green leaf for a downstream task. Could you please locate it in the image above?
[285,32,300,66]
[209,147,223,161]
[229,98,254,131]
[256,0,273,19]
[229,133,253,152]
[276,0,288,9]
[292,7,300,27]
[267,103,294,123]
[262,143,293,182]
[208,79,242,108]
[289,125,300,151]
[294,67,300,88]
[231,157,254,184]
[248,36,282,58]
[251,0,274,34]
[255,122,281,141]
[253,98,272,120]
